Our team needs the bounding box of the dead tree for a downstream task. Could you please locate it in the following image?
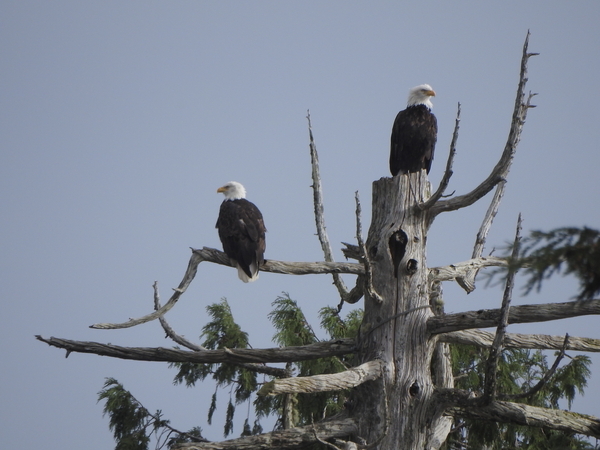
[37,33,600,450]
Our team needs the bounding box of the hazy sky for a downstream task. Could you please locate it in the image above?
[2,2,600,449]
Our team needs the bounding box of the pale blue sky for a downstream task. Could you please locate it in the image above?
[2,2,600,448]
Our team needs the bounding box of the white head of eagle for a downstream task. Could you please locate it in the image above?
[390,84,438,176]
[216,181,266,283]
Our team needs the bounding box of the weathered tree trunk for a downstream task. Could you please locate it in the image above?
[353,172,448,449]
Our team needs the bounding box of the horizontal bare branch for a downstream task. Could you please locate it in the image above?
[258,360,383,396]
[448,399,600,439]
[439,329,600,352]
[172,416,357,450]
[195,247,364,275]
[429,257,508,283]
[428,299,600,334]
[35,335,357,364]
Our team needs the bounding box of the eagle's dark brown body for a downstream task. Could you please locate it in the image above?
[390,104,437,176]
[216,198,266,282]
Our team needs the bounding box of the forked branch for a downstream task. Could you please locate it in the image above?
[89,250,207,330]
[431,31,538,217]
[429,256,508,283]
[456,179,509,293]
[153,281,206,351]
[90,247,363,330]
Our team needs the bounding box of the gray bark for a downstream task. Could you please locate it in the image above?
[438,390,600,439]
[258,360,384,396]
[174,417,357,450]
[428,299,600,334]
[35,335,356,364]
[440,328,600,352]
[352,173,440,449]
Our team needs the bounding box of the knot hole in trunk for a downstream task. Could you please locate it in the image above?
[388,229,408,278]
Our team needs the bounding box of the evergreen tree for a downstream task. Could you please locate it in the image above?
[516,227,600,301]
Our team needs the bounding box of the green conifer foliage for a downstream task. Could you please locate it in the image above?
[488,227,600,301]
[447,345,592,449]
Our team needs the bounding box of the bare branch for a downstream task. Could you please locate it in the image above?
[312,419,345,450]
[90,247,363,330]
[421,102,461,210]
[439,329,600,353]
[428,299,600,335]
[307,111,351,304]
[354,191,379,304]
[431,31,537,217]
[90,250,206,329]
[481,214,522,403]
[456,180,509,293]
[446,398,600,439]
[429,256,508,283]
[195,247,364,276]
[499,334,569,401]
[153,281,206,351]
[341,242,361,261]
[341,277,368,305]
[172,417,357,450]
[35,335,357,364]
[152,283,288,377]
[258,360,383,396]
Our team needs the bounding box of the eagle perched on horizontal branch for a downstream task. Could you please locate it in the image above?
[216,181,266,282]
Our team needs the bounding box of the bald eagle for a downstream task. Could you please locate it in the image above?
[216,181,266,282]
[390,84,438,176]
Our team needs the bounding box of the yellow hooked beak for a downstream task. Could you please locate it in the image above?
[217,186,227,193]
[425,89,436,97]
